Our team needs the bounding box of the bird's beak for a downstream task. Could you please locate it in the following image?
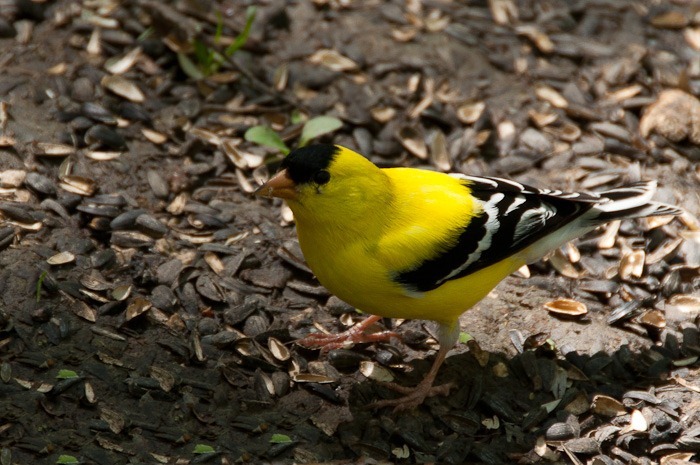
[254,169,298,200]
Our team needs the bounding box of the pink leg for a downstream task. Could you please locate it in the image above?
[367,343,454,412]
[296,315,399,351]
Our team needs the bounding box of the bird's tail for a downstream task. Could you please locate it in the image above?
[590,181,683,222]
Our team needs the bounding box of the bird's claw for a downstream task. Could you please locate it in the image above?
[296,330,400,352]
[296,315,399,352]
[366,381,455,412]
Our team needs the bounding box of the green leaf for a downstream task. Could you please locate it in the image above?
[225,6,256,57]
[542,399,561,413]
[136,26,154,42]
[193,444,215,454]
[56,455,79,464]
[177,53,205,80]
[36,270,47,303]
[298,116,343,147]
[458,332,473,344]
[290,109,305,125]
[56,369,78,380]
[269,434,292,444]
[245,126,289,154]
[208,49,227,73]
[193,40,211,66]
[214,12,224,44]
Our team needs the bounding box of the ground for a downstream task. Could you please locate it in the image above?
[0,1,699,464]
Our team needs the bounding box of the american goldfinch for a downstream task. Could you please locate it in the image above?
[256,144,681,410]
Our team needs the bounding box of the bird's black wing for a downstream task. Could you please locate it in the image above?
[392,175,600,293]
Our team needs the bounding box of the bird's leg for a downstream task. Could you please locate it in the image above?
[367,343,453,412]
[296,314,399,352]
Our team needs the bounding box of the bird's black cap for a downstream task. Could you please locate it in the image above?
[280,144,339,185]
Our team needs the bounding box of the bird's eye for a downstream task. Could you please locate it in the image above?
[313,170,331,185]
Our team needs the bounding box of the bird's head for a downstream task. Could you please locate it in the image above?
[255,144,391,226]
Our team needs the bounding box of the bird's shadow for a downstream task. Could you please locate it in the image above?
[339,325,699,464]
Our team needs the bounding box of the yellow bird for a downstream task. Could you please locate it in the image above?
[255,144,681,410]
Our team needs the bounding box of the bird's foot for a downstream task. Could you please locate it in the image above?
[296,330,399,351]
[367,379,455,412]
[296,315,399,352]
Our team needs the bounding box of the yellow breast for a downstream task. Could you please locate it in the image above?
[292,168,523,326]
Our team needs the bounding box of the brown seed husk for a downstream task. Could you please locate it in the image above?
[544,299,587,317]
[591,395,626,417]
